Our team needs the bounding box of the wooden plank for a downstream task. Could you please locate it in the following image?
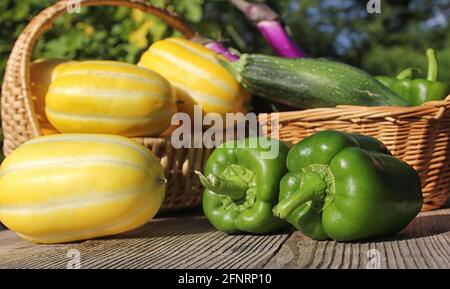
[264,209,450,269]
[0,216,289,269]
[0,210,448,269]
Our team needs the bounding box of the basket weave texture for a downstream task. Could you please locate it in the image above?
[2,0,449,212]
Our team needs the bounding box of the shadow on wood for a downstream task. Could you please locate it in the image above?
[373,213,450,242]
[102,216,216,240]
[265,209,450,269]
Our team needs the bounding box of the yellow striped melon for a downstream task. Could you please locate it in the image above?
[138,37,250,118]
[45,60,176,137]
[0,134,166,244]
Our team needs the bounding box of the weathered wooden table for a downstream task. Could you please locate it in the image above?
[0,208,448,269]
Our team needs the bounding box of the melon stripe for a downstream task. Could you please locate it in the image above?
[49,87,169,101]
[23,134,156,163]
[53,61,161,79]
[59,60,148,70]
[55,70,168,87]
[0,184,150,213]
[166,38,217,63]
[148,49,233,93]
[46,107,170,122]
[0,157,152,178]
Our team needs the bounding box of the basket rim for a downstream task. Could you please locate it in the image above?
[258,94,450,124]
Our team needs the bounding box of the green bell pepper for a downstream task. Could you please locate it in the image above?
[376,49,450,106]
[196,138,288,234]
[272,130,423,241]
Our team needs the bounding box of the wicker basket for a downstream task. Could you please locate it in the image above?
[1,0,207,212]
[260,98,450,211]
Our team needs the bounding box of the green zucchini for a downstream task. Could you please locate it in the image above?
[220,54,409,108]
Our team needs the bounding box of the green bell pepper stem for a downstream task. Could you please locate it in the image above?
[273,172,327,219]
[396,68,420,80]
[195,171,248,200]
[426,48,438,82]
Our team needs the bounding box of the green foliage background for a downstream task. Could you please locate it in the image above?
[1,0,449,84]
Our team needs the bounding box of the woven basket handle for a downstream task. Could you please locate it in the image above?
[1,0,196,155]
[429,93,450,119]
